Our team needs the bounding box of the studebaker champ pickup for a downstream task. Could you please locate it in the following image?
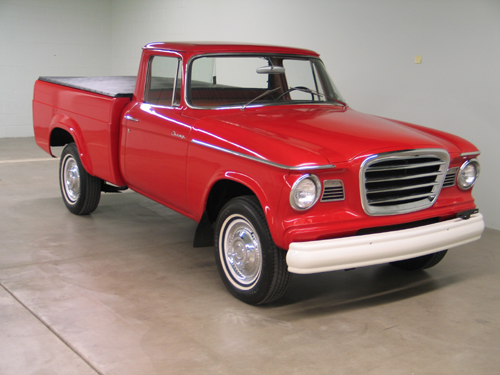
[33,42,484,304]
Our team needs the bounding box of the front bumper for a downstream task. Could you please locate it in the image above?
[286,213,485,274]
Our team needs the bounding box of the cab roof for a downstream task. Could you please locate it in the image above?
[144,42,320,57]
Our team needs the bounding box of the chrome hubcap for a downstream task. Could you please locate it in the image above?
[223,216,262,286]
[63,156,80,203]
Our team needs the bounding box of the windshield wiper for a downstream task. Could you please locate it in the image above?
[276,86,347,107]
[241,87,281,111]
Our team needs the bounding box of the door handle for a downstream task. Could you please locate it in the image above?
[125,114,139,122]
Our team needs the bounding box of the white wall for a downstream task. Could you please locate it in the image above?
[1,0,499,230]
[0,0,112,137]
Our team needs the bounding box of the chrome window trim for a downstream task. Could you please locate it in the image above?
[191,139,335,171]
[144,55,183,109]
[184,53,343,110]
[171,58,181,107]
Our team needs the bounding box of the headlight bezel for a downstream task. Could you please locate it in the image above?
[289,174,322,211]
[457,158,480,191]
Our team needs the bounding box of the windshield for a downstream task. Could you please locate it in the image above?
[187,55,345,109]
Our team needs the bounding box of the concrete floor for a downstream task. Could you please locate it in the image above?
[0,137,499,375]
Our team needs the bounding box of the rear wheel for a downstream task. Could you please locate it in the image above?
[215,196,290,305]
[59,143,101,215]
[390,250,448,271]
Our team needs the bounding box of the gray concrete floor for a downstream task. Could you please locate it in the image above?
[0,137,499,375]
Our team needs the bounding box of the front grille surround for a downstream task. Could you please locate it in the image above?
[360,149,450,216]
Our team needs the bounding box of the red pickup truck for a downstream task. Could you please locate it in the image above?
[33,42,484,304]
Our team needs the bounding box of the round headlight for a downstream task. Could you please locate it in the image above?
[457,159,480,190]
[290,174,321,211]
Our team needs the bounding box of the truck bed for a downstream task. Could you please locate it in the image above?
[39,76,136,98]
[33,78,133,186]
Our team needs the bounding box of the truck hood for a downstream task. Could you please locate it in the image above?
[192,106,463,168]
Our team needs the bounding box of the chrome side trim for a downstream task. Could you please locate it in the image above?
[460,151,481,157]
[191,139,335,171]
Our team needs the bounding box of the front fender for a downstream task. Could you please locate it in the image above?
[223,170,284,232]
[189,160,289,248]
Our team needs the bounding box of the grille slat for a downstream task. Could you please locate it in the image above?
[321,180,345,202]
[367,182,440,194]
[361,150,450,216]
[368,192,437,205]
[367,160,446,172]
[366,171,444,183]
[443,167,458,187]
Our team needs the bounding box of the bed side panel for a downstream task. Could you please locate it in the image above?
[33,80,130,185]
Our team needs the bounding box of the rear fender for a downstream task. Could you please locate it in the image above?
[50,114,94,176]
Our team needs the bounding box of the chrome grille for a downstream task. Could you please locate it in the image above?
[443,167,458,187]
[360,149,450,215]
[321,180,344,202]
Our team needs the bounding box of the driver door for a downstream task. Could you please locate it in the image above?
[123,54,191,214]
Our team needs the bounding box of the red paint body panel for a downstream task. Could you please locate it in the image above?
[33,80,130,186]
[144,42,319,57]
[188,106,464,165]
[32,42,481,250]
[122,103,192,214]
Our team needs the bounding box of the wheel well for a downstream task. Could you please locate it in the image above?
[205,179,255,223]
[193,179,255,247]
[50,128,74,147]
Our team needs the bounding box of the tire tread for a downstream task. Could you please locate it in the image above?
[215,195,290,305]
[60,143,101,215]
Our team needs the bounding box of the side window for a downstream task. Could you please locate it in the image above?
[145,56,181,106]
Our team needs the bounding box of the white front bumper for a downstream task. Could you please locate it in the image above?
[286,213,485,274]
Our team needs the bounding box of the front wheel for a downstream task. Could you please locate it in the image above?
[215,196,290,305]
[390,250,448,271]
[59,143,101,215]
